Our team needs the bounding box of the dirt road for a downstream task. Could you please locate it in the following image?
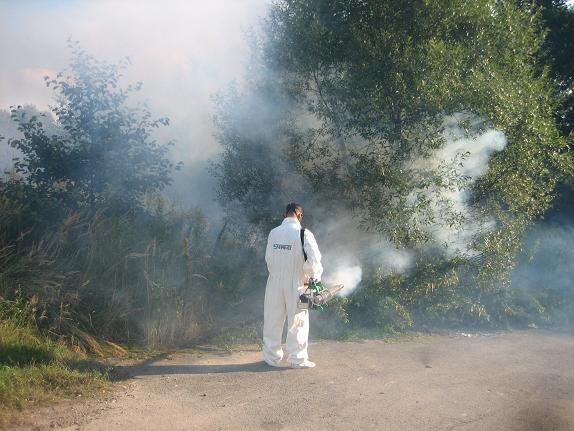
[17,330,574,431]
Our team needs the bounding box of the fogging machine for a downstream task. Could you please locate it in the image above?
[297,279,344,311]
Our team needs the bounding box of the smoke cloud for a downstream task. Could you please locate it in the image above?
[417,115,507,256]
[317,213,414,297]
[317,116,506,297]
[511,182,574,319]
[324,265,362,297]
[0,0,270,213]
[0,3,514,304]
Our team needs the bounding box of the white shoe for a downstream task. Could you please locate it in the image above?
[264,358,280,367]
[289,360,316,369]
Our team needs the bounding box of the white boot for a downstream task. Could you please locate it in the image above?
[289,360,316,369]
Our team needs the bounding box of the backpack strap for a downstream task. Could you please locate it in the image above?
[300,228,307,262]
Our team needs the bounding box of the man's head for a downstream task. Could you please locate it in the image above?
[285,202,304,222]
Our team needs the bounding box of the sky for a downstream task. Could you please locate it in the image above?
[0,0,270,163]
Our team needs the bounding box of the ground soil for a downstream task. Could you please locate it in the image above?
[11,330,574,431]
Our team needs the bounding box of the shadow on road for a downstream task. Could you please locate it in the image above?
[117,361,287,377]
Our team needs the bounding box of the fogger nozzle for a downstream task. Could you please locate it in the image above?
[314,284,344,305]
[298,282,344,311]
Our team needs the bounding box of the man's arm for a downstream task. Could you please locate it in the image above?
[303,229,323,280]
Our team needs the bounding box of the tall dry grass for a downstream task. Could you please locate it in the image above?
[1,189,264,352]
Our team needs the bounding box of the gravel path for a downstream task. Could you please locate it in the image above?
[15,330,574,431]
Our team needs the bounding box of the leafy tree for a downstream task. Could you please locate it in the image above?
[266,0,571,239]
[526,0,574,136]
[215,0,574,327]
[4,41,178,214]
[521,0,574,223]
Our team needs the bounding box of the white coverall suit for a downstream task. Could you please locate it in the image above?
[262,217,323,366]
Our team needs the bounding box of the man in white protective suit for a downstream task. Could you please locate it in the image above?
[262,202,323,369]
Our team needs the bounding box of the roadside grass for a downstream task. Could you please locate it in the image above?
[0,319,111,425]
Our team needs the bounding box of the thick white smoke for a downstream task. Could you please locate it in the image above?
[317,212,414,297]
[322,242,413,297]
[323,265,362,297]
[419,115,507,256]
[319,115,506,297]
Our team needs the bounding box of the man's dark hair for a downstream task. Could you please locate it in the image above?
[285,202,303,216]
